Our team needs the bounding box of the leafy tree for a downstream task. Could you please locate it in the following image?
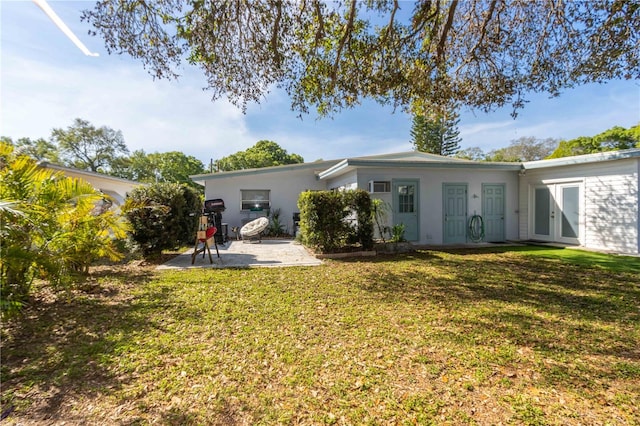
[110,149,154,181]
[1,136,60,162]
[454,147,487,161]
[485,137,558,162]
[594,125,639,151]
[122,183,201,257]
[83,1,640,117]
[0,142,128,316]
[51,118,129,172]
[548,124,640,158]
[112,150,206,188]
[410,107,461,156]
[216,141,304,171]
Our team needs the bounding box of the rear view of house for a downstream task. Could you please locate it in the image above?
[191,149,640,255]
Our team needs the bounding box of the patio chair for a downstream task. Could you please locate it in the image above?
[240,216,269,243]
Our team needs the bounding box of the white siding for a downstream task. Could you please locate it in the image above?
[519,158,639,254]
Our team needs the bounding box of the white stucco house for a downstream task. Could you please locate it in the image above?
[38,162,142,207]
[190,148,640,255]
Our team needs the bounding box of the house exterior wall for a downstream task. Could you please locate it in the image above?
[326,170,358,191]
[325,167,520,245]
[519,158,640,254]
[46,168,140,206]
[203,168,327,234]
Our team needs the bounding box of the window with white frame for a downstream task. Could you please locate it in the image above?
[241,189,270,210]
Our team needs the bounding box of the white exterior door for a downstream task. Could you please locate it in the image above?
[556,183,581,244]
[531,183,582,245]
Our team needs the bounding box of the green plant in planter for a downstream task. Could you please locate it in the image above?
[390,223,406,243]
[268,208,285,236]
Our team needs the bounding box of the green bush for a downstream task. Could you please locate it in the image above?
[122,183,201,257]
[297,189,373,253]
[344,190,374,250]
[0,142,128,317]
[268,208,286,236]
[390,223,406,243]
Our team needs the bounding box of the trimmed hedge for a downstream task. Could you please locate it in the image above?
[298,189,373,253]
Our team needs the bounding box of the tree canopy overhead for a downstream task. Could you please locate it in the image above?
[83,0,640,117]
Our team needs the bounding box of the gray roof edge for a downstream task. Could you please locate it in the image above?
[317,159,350,179]
[38,162,144,186]
[523,148,640,169]
[190,159,342,181]
[349,150,468,162]
[318,159,522,179]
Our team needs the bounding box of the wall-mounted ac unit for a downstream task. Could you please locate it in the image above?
[368,180,391,193]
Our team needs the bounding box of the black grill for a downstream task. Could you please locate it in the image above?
[203,199,226,244]
[204,198,225,213]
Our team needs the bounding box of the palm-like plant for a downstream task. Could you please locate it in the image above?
[1,142,129,316]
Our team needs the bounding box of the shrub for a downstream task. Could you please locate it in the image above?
[0,142,129,316]
[268,208,286,237]
[390,223,406,243]
[297,189,373,253]
[344,190,374,250]
[123,183,201,257]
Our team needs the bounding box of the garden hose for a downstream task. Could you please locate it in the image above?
[468,214,485,243]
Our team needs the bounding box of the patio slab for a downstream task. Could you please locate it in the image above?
[157,239,323,270]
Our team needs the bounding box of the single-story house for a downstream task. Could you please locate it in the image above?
[38,162,142,208]
[190,148,640,255]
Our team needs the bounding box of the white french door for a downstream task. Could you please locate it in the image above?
[531,182,582,245]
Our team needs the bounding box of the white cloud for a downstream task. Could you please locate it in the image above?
[459,120,514,137]
[0,54,256,163]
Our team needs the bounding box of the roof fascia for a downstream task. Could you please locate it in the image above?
[318,159,522,179]
[190,160,341,182]
[38,162,143,186]
[523,148,640,170]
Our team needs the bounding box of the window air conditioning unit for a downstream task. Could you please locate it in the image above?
[368,180,391,193]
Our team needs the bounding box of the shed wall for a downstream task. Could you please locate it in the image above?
[519,158,639,254]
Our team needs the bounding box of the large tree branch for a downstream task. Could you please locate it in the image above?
[470,0,497,59]
[331,0,357,81]
[436,0,457,66]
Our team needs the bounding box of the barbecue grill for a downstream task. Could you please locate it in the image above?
[203,199,227,244]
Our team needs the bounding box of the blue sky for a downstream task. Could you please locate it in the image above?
[1,1,639,166]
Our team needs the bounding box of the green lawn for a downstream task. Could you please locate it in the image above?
[2,247,639,425]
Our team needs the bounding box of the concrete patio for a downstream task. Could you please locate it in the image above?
[157,239,323,270]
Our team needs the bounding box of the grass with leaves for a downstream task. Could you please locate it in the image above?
[1,246,639,425]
